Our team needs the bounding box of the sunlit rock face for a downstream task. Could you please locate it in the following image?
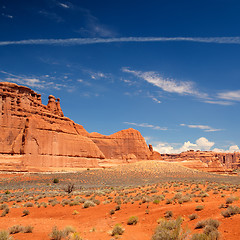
[0,82,153,171]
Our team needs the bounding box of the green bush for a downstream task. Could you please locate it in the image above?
[53,178,59,184]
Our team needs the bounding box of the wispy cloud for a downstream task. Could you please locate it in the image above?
[57,2,71,9]
[1,13,13,19]
[180,123,222,132]
[124,122,168,131]
[217,90,240,101]
[203,100,234,106]
[2,36,240,46]
[0,70,67,90]
[122,68,207,98]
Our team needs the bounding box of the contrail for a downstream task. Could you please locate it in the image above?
[1,37,240,46]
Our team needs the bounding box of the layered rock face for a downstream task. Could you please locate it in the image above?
[0,82,153,170]
[161,150,240,172]
[90,129,152,161]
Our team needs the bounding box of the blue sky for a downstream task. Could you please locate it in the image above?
[1,0,240,153]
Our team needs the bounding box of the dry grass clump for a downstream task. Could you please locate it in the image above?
[152,217,188,240]
[195,205,204,211]
[193,218,220,240]
[225,196,239,204]
[111,224,124,236]
[0,230,12,240]
[49,226,79,240]
[127,216,138,225]
[221,205,240,218]
[189,213,198,221]
[82,200,95,208]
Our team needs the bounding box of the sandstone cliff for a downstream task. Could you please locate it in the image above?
[0,82,154,170]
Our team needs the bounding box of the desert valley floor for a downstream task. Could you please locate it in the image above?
[0,161,240,240]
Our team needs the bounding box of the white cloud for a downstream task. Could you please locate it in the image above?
[218,90,240,101]
[2,36,240,46]
[180,123,222,132]
[122,68,207,98]
[229,145,239,152]
[154,137,239,154]
[153,137,215,153]
[195,137,215,150]
[203,100,234,106]
[124,122,168,131]
[58,2,71,8]
[213,145,239,153]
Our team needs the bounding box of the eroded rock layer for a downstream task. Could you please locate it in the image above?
[0,82,153,170]
[161,150,240,172]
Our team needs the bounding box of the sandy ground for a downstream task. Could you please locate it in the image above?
[0,161,239,239]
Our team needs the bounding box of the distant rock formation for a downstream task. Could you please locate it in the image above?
[0,82,154,171]
[161,150,240,172]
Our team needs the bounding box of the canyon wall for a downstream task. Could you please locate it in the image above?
[0,82,153,170]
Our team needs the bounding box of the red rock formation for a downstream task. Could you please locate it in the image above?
[161,150,240,172]
[0,82,154,170]
[148,144,162,160]
[90,129,152,160]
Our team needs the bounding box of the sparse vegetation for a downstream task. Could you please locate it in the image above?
[127,216,138,225]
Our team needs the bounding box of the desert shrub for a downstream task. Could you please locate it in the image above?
[64,183,75,194]
[225,196,239,204]
[164,211,173,219]
[127,216,138,225]
[63,226,76,236]
[115,205,121,211]
[165,199,172,205]
[221,205,240,218]
[24,202,34,207]
[152,217,188,240]
[72,210,79,215]
[9,225,23,234]
[92,199,100,205]
[195,219,220,229]
[1,208,9,217]
[22,209,30,216]
[49,226,65,240]
[111,224,124,236]
[110,209,115,215]
[53,178,59,184]
[153,199,160,204]
[83,200,95,208]
[0,204,8,210]
[23,225,34,233]
[70,232,83,240]
[189,213,198,221]
[195,205,204,211]
[0,230,12,240]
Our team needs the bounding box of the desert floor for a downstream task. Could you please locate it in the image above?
[0,161,240,240]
